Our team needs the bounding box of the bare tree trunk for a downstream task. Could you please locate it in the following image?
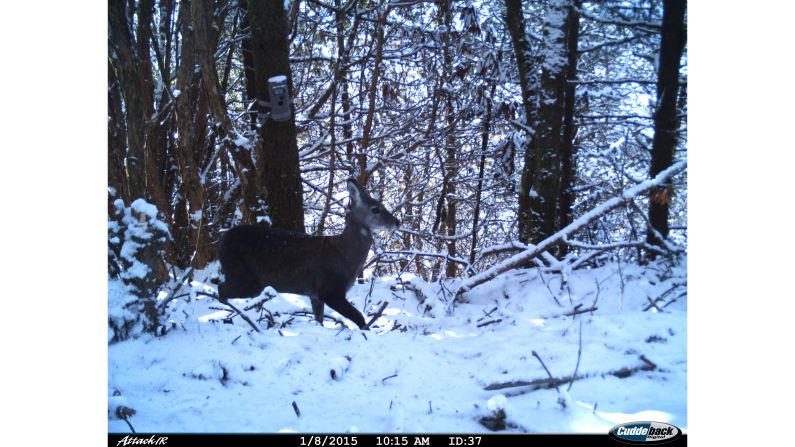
[317,80,338,235]
[505,0,537,245]
[647,0,687,254]
[440,0,458,278]
[109,0,170,279]
[557,1,581,256]
[470,82,498,269]
[507,0,573,248]
[108,0,148,200]
[357,4,391,186]
[335,0,356,169]
[528,0,571,247]
[108,60,128,207]
[245,0,305,232]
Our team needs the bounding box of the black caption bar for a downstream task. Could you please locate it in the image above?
[109,433,687,447]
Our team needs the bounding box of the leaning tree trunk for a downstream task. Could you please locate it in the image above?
[647,0,687,254]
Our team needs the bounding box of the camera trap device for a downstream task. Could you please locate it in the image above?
[257,75,291,122]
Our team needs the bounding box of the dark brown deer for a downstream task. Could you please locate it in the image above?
[218,179,400,329]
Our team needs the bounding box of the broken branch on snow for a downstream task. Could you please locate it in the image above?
[484,354,657,397]
[456,160,687,298]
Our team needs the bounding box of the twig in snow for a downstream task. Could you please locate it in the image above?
[364,275,377,311]
[485,354,657,396]
[428,401,433,414]
[592,278,601,309]
[537,269,562,307]
[617,259,625,311]
[531,351,556,384]
[532,350,565,407]
[644,281,686,311]
[644,295,663,312]
[365,301,389,329]
[158,267,195,311]
[292,401,301,418]
[292,310,346,327]
[567,321,583,392]
[222,299,261,333]
[381,374,398,385]
[662,291,687,308]
[243,289,277,311]
[478,306,498,321]
[477,318,502,328]
[564,304,598,317]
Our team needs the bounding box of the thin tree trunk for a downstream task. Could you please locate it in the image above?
[440,0,458,278]
[470,82,498,269]
[335,0,356,168]
[108,60,128,207]
[317,80,338,235]
[357,4,391,186]
[647,0,686,253]
[557,1,581,256]
[139,0,172,234]
[108,0,148,200]
[504,0,537,244]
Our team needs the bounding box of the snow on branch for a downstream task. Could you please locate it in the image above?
[456,160,687,297]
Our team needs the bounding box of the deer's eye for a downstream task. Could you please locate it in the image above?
[371,207,381,214]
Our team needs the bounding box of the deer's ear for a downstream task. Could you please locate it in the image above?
[347,179,362,204]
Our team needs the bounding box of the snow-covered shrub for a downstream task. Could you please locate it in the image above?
[108,198,171,342]
[108,188,123,278]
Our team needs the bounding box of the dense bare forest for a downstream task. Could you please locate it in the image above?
[108,0,686,339]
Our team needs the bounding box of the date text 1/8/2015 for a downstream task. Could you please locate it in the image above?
[298,435,482,446]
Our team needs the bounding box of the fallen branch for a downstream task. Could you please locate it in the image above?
[292,401,301,418]
[365,301,389,329]
[484,355,657,397]
[540,304,598,320]
[643,281,687,311]
[477,318,502,328]
[223,300,261,333]
[291,310,346,327]
[564,304,598,317]
[456,160,687,298]
[244,289,278,311]
[395,281,430,306]
[157,267,195,311]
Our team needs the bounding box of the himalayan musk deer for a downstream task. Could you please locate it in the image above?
[218,179,400,329]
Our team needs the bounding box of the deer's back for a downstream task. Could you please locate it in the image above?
[219,224,358,297]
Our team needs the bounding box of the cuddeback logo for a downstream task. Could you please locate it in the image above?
[609,421,683,444]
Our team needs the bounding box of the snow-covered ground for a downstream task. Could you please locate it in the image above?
[108,259,686,434]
